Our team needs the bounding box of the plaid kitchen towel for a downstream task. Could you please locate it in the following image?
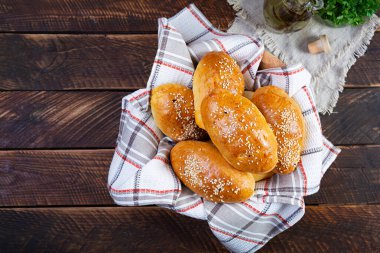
[108,4,340,252]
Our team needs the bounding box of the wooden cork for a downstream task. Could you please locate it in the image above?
[308,35,331,54]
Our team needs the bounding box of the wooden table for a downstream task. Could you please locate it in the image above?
[0,1,379,252]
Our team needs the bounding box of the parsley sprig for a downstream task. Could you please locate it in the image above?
[318,0,380,26]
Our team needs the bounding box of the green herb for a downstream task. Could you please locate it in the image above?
[318,0,380,26]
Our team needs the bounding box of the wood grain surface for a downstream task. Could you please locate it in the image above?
[0,0,234,33]
[262,205,380,252]
[0,205,378,253]
[345,32,380,87]
[0,145,378,206]
[0,34,156,90]
[0,149,113,206]
[1,88,378,148]
[304,145,380,205]
[0,206,226,253]
[0,91,125,148]
[0,33,379,90]
[320,88,380,145]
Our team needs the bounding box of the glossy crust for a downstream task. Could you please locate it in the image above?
[170,141,255,203]
[151,84,208,142]
[253,171,275,182]
[201,89,278,173]
[193,51,244,129]
[251,86,305,174]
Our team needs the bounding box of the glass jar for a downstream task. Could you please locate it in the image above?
[263,0,323,33]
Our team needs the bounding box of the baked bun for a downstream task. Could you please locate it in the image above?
[253,171,274,182]
[193,51,244,129]
[170,141,255,203]
[251,86,305,174]
[151,83,208,142]
[201,89,278,174]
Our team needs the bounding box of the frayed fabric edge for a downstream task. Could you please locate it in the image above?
[227,0,247,19]
[317,14,380,114]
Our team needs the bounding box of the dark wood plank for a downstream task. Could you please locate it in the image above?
[321,88,380,145]
[0,149,113,206]
[0,146,378,206]
[1,88,378,149]
[345,32,380,87]
[0,205,378,252]
[0,33,379,90]
[0,0,235,33]
[0,34,156,90]
[0,91,125,148]
[0,206,227,253]
[261,205,380,252]
[305,145,380,205]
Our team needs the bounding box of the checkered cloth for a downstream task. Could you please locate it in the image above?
[108,4,340,252]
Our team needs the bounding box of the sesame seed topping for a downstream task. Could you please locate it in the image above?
[168,90,206,141]
[180,152,240,201]
[272,108,302,171]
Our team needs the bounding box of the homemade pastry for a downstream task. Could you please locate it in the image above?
[204,142,273,182]
[201,89,278,174]
[170,141,255,203]
[193,51,244,129]
[253,171,275,182]
[151,83,208,142]
[252,86,305,174]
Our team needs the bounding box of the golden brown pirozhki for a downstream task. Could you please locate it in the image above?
[201,89,278,174]
[170,141,255,203]
[252,86,305,174]
[151,83,208,142]
[252,171,275,182]
[193,51,244,129]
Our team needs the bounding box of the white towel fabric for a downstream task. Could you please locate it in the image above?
[227,0,380,113]
[108,4,340,252]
